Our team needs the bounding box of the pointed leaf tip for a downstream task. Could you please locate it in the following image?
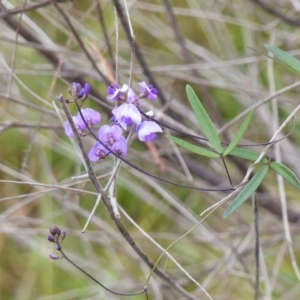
[270,162,300,189]
[223,110,254,157]
[223,165,268,218]
[265,45,300,75]
[185,85,222,154]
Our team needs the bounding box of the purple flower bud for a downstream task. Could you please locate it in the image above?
[139,82,158,100]
[61,231,66,241]
[56,245,62,251]
[107,84,127,101]
[49,254,60,260]
[72,82,81,95]
[112,103,141,130]
[70,82,91,100]
[137,121,162,142]
[47,235,55,243]
[88,142,110,161]
[78,83,91,99]
[50,227,61,237]
[98,125,123,145]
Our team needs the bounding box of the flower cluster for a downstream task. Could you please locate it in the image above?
[48,226,66,244]
[64,82,162,162]
[48,226,66,259]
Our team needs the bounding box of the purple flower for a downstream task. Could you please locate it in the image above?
[88,142,110,161]
[112,103,141,130]
[64,108,101,138]
[65,116,85,138]
[139,82,158,100]
[107,84,127,101]
[110,136,128,157]
[71,82,91,100]
[127,87,138,103]
[77,108,101,127]
[137,121,162,142]
[98,125,123,145]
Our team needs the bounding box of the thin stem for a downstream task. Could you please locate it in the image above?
[112,0,169,106]
[57,242,147,297]
[50,0,110,85]
[248,0,300,27]
[0,0,70,18]
[122,0,135,87]
[96,1,115,73]
[114,6,119,84]
[221,157,233,187]
[253,194,260,300]
[219,80,300,133]
[0,2,108,106]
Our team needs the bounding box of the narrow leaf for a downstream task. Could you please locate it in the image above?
[186,85,222,154]
[223,110,254,156]
[223,165,268,218]
[270,162,300,189]
[167,135,220,158]
[265,44,300,74]
[224,147,268,163]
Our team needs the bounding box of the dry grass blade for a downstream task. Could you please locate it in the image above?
[2,1,300,299]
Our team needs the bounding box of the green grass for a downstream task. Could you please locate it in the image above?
[1,1,300,299]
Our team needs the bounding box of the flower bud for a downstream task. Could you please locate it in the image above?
[50,226,61,237]
[47,235,55,243]
[61,231,66,241]
[49,254,60,260]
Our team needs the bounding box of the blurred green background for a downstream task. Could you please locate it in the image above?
[1,0,300,299]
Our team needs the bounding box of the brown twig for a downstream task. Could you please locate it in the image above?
[0,94,56,116]
[0,2,108,109]
[0,0,70,19]
[50,0,110,86]
[95,1,116,73]
[0,122,63,131]
[253,195,260,300]
[248,0,300,27]
[112,0,169,106]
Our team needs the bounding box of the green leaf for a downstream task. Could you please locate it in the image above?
[167,135,220,158]
[186,85,222,154]
[223,110,254,156]
[265,44,300,74]
[224,147,268,163]
[223,165,268,218]
[270,162,300,189]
